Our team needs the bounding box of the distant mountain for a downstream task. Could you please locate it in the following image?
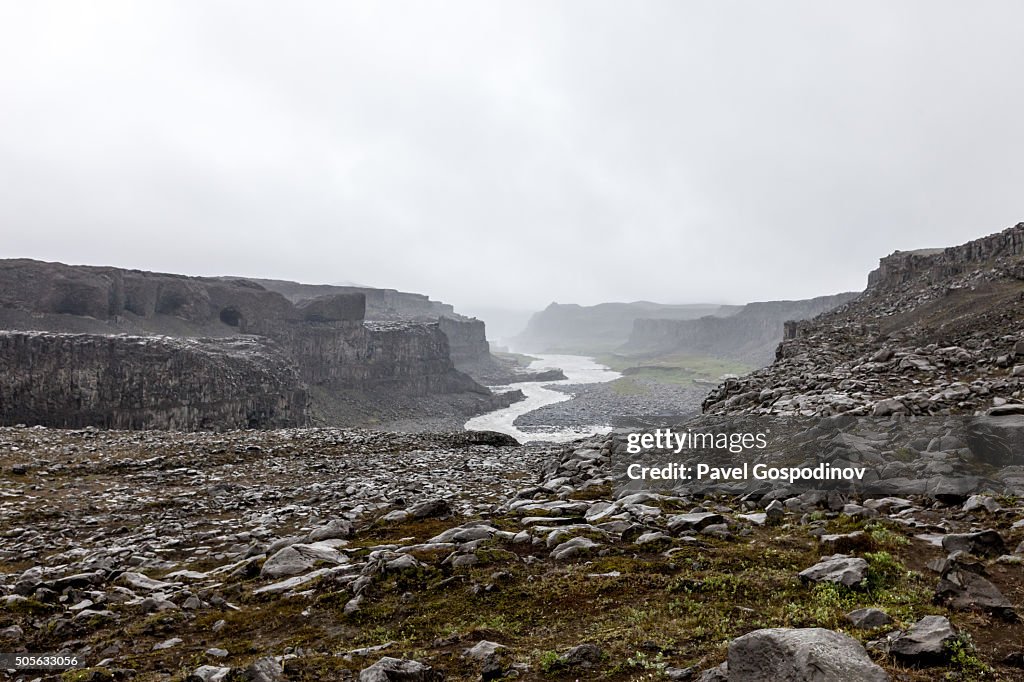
[512,301,724,353]
[623,292,860,366]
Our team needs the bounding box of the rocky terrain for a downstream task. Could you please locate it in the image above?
[1,425,1022,681]
[702,223,1024,419]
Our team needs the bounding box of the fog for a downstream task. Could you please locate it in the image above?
[2,1,1023,312]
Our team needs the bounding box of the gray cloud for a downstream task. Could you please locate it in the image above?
[2,1,1023,312]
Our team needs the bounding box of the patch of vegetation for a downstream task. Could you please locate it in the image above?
[945,634,995,680]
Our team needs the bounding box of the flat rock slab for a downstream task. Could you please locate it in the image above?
[727,628,889,681]
[260,542,349,578]
[798,554,868,587]
[359,656,442,682]
[846,607,893,629]
[942,530,1006,557]
[667,512,726,533]
[936,569,1017,618]
[890,615,957,661]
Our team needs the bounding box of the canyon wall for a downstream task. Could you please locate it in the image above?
[252,278,493,369]
[0,260,499,430]
[0,332,308,430]
[514,301,725,353]
[625,293,859,366]
[283,320,481,395]
[866,222,1024,289]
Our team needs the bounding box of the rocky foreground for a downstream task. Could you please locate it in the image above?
[1,427,1023,681]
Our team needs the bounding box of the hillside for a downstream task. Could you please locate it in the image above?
[623,292,859,366]
[703,222,1024,417]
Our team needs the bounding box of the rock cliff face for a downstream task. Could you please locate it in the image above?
[437,316,490,367]
[0,259,312,337]
[625,293,859,366]
[285,321,480,395]
[702,222,1024,417]
[252,278,494,370]
[867,223,1024,289]
[251,278,457,321]
[0,260,504,430]
[514,301,724,353]
[0,332,307,430]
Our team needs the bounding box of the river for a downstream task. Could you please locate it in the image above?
[464,354,621,442]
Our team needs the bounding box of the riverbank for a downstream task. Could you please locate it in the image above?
[512,376,705,429]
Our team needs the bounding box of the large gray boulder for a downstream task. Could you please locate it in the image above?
[936,569,1017,619]
[260,542,349,578]
[798,554,868,587]
[727,628,889,681]
[359,656,442,681]
[941,530,1006,557]
[964,414,1024,465]
[889,615,957,662]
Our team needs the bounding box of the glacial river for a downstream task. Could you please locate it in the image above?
[464,354,621,442]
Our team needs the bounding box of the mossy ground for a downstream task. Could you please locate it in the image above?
[13,508,1021,681]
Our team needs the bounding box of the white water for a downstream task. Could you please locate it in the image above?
[464,354,621,443]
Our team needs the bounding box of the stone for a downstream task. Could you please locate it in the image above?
[798,554,868,588]
[550,536,600,561]
[358,656,441,681]
[562,643,603,667]
[964,415,1024,465]
[936,569,1017,618]
[153,637,183,650]
[408,499,452,519]
[941,530,1006,557]
[667,512,726,533]
[845,608,893,629]
[889,615,957,661]
[260,543,348,578]
[962,495,1001,513]
[695,663,728,681]
[727,628,888,681]
[246,657,286,682]
[188,666,232,682]
[306,519,352,542]
[463,640,508,680]
[117,571,174,592]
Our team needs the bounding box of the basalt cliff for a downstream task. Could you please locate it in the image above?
[0,259,515,430]
[624,292,859,366]
[702,222,1024,418]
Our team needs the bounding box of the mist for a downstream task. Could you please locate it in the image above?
[2,1,1023,312]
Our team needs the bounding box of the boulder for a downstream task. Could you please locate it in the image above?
[727,628,888,681]
[889,615,957,662]
[798,554,868,588]
[260,542,348,578]
[846,608,893,629]
[359,656,442,681]
[964,415,1024,465]
[936,569,1017,619]
[941,530,1006,557]
[667,513,726,534]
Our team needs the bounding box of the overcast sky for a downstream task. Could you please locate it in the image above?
[2,2,1023,313]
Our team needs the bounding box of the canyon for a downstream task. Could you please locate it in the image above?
[0,259,514,431]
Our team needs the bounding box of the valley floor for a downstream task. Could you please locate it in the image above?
[0,427,1022,681]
